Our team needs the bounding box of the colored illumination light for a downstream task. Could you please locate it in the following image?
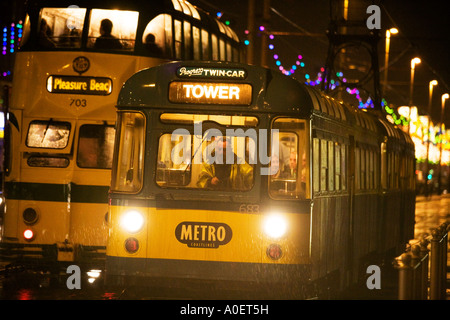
[269,44,274,50]
[259,25,265,31]
[244,40,250,45]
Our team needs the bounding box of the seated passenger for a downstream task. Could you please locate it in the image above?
[281,152,297,179]
[197,136,253,191]
[94,19,123,49]
[144,33,163,57]
[38,19,56,48]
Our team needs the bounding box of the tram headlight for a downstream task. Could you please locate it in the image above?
[120,210,144,233]
[263,213,288,239]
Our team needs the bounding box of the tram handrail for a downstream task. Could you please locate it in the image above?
[394,221,449,300]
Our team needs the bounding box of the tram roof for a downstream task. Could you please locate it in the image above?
[117,60,393,137]
[118,61,316,116]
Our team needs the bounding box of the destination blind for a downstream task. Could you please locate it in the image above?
[47,75,112,95]
[168,82,252,105]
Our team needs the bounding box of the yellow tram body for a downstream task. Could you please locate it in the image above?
[1,0,242,267]
[108,205,310,265]
[105,61,415,297]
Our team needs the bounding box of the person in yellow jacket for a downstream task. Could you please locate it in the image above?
[197,136,253,191]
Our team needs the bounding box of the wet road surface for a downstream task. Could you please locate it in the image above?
[1,194,449,300]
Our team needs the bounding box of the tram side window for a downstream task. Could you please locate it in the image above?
[269,118,309,199]
[26,120,71,149]
[87,9,138,50]
[142,14,171,58]
[77,124,115,169]
[111,112,145,193]
[38,7,86,48]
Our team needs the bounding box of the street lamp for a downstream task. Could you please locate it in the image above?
[408,57,421,132]
[425,80,438,195]
[438,93,449,194]
[383,28,398,95]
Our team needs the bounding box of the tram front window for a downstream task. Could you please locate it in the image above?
[87,9,139,50]
[38,7,86,48]
[269,118,309,199]
[77,124,115,169]
[156,113,257,192]
[26,120,71,149]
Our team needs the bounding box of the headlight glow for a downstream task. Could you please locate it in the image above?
[120,210,144,233]
[263,214,288,238]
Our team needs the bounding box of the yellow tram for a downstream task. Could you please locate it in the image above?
[0,0,242,268]
[105,61,415,298]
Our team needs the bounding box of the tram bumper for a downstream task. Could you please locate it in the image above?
[0,242,106,268]
[105,256,311,297]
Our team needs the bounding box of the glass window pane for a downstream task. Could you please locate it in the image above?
[111,112,145,192]
[38,7,86,48]
[174,19,182,59]
[88,9,138,50]
[26,121,71,149]
[142,14,168,58]
[193,26,200,60]
[27,156,69,168]
[269,118,309,199]
[77,124,115,169]
[157,134,255,191]
[184,21,191,59]
[201,29,210,60]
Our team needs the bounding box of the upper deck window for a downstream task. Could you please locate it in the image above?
[142,14,171,58]
[172,0,200,20]
[38,7,86,48]
[87,9,139,51]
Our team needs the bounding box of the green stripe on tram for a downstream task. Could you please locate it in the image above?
[4,181,109,203]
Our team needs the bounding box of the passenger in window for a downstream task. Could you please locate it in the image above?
[38,19,56,48]
[144,33,163,57]
[282,151,297,179]
[197,136,253,191]
[94,19,123,50]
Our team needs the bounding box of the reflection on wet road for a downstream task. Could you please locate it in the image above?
[1,195,449,300]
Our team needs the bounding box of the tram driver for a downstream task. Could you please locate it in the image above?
[197,136,253,191]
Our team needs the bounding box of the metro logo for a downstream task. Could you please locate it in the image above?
[175,221,233,248]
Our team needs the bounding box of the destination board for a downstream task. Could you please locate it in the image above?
[47,75,112,95]
[168,82,252,105]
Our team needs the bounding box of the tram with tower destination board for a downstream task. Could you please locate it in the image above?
[0,0,242,270]
[105,60,415,298]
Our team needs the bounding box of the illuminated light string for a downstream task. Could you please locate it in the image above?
[1,20,22,78]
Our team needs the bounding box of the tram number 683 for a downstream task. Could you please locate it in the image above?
[239,204,259,213]
[70,98,87,107]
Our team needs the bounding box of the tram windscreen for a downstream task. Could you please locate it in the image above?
[156,114,258,192]
[77,124,115,169]
[26,120,71,149]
